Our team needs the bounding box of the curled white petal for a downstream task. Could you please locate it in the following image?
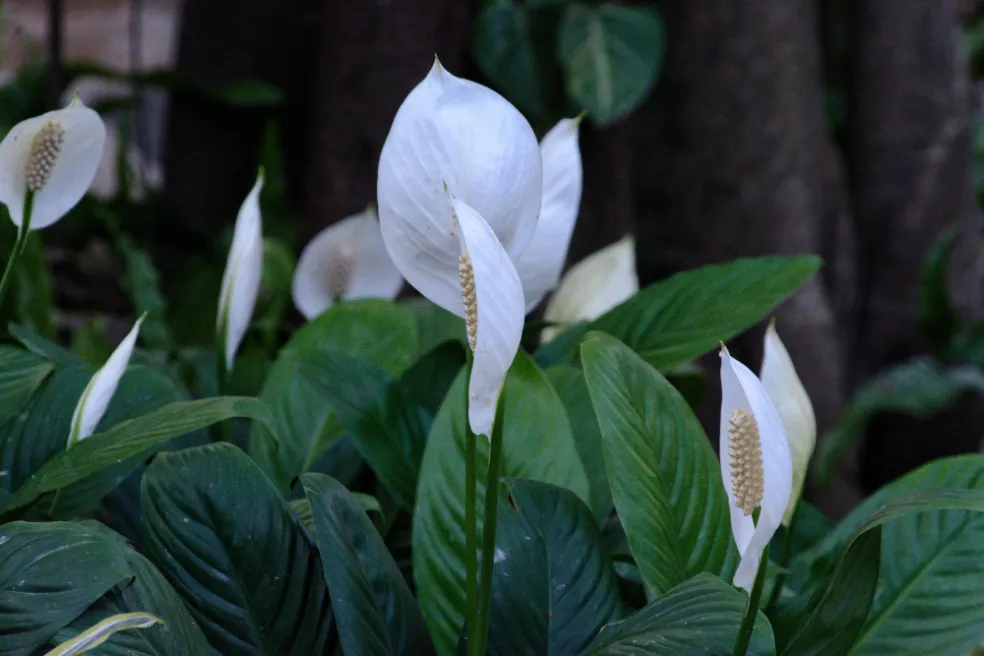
[292,206,403,320]
[452,196,524,437]
[761,323,817,526]
[68,315,145,447]
[720,345,792,592]
[0,98,106,230]
[542,235,638,341]
[217,171,264,371]
[515,117,583,312]
[377,58,541,317]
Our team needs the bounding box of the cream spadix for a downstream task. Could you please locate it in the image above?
[719,344,792,591]
[217,170,264,371]
[291,206,403,319]
[542,234,638,342]
[0,97,106,230]
[760,322,817,526]
[68,315,145,448]
[515,117,583,311]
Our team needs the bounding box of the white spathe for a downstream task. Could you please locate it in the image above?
[720,345,793,592]
[68,315,145,447]
[515,117,583,312]
[451,195,525,437]
[376,58,541,318]
[542,234,638,342]
[217,171,264,371]
[760,323,817,526]
[291,206,403,319]
[0,97,106,230]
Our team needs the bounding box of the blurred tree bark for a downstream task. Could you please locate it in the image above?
[848,0,984,492]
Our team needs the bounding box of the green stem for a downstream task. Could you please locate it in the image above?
[766,504,799,610]
[474,386,507,656]
[0,191,35,310]
[464,355,478,656]
[733,510,770,656]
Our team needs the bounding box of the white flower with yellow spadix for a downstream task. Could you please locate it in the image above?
[541,234,638,342]
[67,314,145,448]
[514,116,583,311]
[719,344,793,591]
[291,205,403,319]
[0,96,106,230]
[377,58,539,437]
[760,322,817,526]
[217,170,264,372]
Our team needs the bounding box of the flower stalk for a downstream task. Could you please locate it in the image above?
[464,353,478,655]
[0,191,35,309]
[733,509,770,656]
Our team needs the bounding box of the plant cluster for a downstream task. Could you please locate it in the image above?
[0,60,983,656]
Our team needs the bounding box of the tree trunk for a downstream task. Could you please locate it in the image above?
[301,0,469,243]
[847,0,984,492]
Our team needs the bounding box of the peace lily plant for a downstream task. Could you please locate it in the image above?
[3,62,984,656]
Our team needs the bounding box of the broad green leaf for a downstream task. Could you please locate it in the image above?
[547,364,611,523]
[413,352,590,655]
[5,396,272,512]
[0,346,54,427]
[788,457,984,655]
[581,333,736,594]
[814,357,983,490]
[777,527,880,655]
[141,443,335,654]
[556,4,664,125]
[407,297,467,357]
[536,256,821,371]
[0,521,133,654]
[0,363,181,498]
[487,478,623,656]
[289,492,382,533]
[302,473,434,656]
[250,299,417,492]
[474,0,547,116]
[587,573,775,655]
[52,546,212,655]
[47,613,162,656]
[9,322,79,365]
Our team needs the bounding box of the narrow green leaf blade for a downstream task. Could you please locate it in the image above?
[46,613,162,656]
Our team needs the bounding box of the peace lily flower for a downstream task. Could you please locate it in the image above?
[0,96,106,230]
[541,234,638,342]
[514,116,583,311]
[68,315,145,448]
[720,344,793,591]
[291,205,403,319]
[377,59,539,437]
[760,322,817,526]
[217,170,264,372]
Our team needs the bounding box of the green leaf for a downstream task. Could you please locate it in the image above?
[9,322,79,366]
[290,492,381,533]
[47,613,163,656]
[250,299,418,492]
[115,233,173,352]
[814,357,983,490]
[413,351,590,655]
[536,256,822,371]
[0,345,54,427]
[786,457,984,655]
[776,527,881,655]
[141,443,335,654]
[474,0,546,116]
[52,547,212,655]
[487,478,623,656]
[253,238,296,348]
[0,521,134,654]
[546,364,611,523]
[556,4,664,125]
[581,333,736,594]
[301,473,434,656]
[4,396,272,513]
[587,573,775,655]
[15,231,55,339]
[407,298,467,357]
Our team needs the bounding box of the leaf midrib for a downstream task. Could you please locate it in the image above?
[851,513,983,652]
